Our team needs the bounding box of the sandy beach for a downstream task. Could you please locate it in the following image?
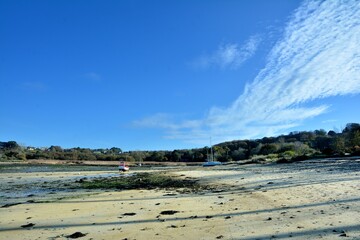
[1,159,360,240]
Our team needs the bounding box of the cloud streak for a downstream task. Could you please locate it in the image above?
[84,72,102,82]
[136,0,360,146]
[21,81,47,91]
[133,113,202,130]
[193,35,261,70]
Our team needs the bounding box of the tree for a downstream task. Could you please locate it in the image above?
[146,151,167,162]
[181,151,194,162]
[260,144,278,155]
[231,148,247,160]
[314,129,327,136]
[169,150,182,162]
[130,151,146,163]
[193,151,205,162]
[4,141,20,150]
[348,129,360,150]
[331,136,346,154]
[295,142,314,155]
[327,130,337,137]
[49,146,63,152]
[249,142,262,157]
[343,123,360,133]
[109,147,122,154]
[314,136,332,154]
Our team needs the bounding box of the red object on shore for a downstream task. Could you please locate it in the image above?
[118,161,129,171]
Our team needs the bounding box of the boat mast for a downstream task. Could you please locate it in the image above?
[210,137,214,161]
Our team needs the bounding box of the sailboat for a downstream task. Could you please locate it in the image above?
[203,139,222,167]
[118,161,129,171]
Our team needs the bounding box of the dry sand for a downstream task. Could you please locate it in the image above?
[1,159,360,239]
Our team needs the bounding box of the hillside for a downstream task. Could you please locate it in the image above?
[1,123,359,163]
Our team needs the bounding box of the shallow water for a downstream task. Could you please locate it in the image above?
[0,164,116,173]
[0,164,140,205]
[1,158,358,206]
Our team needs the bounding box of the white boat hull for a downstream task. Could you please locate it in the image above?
[118,166,129,171]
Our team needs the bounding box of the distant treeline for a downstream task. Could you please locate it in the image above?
[1,123,359,163]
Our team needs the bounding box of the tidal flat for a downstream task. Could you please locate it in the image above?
[1,159,360,239]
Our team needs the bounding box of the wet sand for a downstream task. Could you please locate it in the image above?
[1,159,360,239]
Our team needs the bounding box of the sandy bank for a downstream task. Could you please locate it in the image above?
[1,159,360,239]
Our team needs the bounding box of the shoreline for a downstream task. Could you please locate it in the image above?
[0,159,205,167]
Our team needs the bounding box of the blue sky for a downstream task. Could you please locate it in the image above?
[1,0,359,151]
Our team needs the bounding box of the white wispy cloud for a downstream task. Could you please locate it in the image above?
[21,81,47,91]
[135,0,360,146]
[322,119,338,124]
[193,35,261,70]
[84,72,102,82]
[133,113,203,130]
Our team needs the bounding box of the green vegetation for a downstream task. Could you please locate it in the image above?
[80,172,199,190]
[0,141,26,161]
[1,122,360,163]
